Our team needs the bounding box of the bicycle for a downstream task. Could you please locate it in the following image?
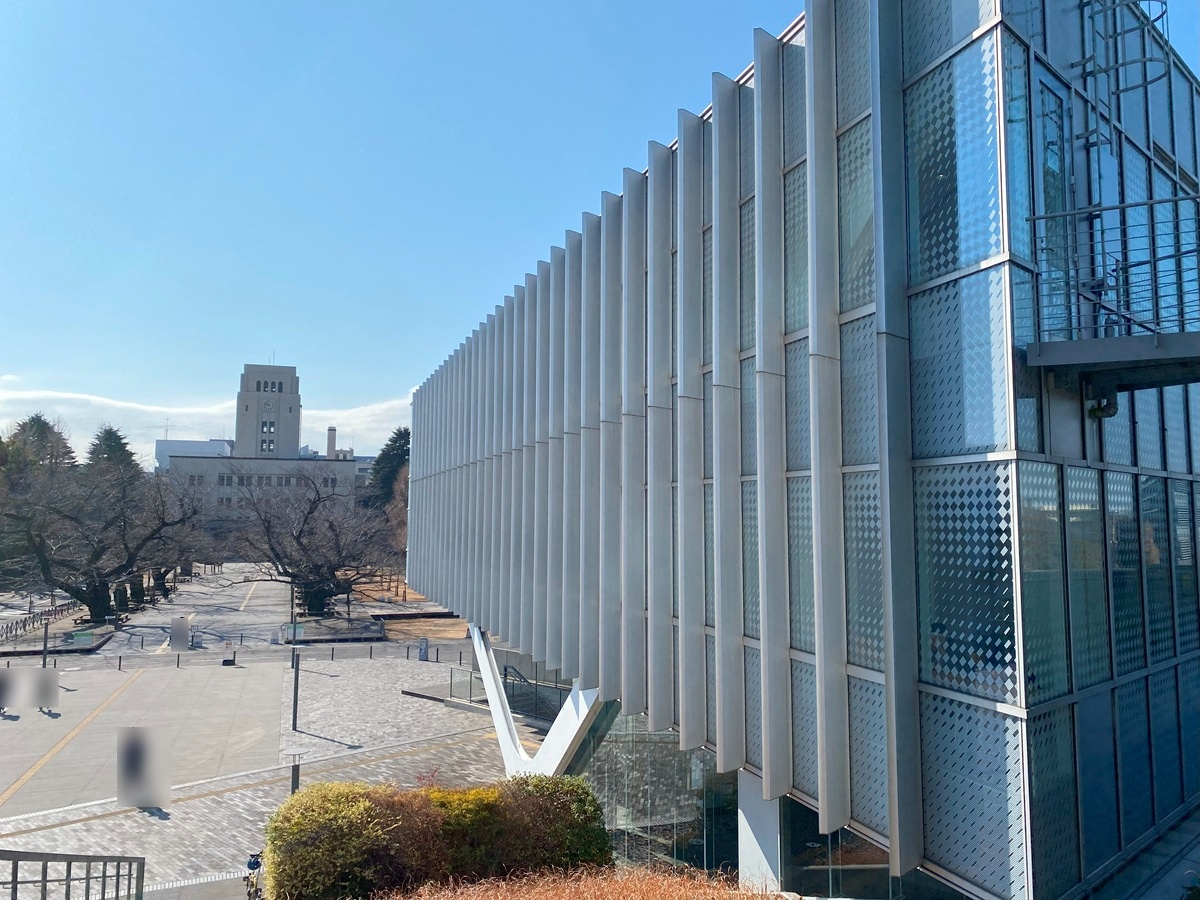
[244,852,263,900]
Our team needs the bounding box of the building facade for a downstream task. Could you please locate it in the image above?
[407,2,1200,898]
[234,364,303,459]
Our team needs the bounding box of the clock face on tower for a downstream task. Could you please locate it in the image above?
[263,400,275,411]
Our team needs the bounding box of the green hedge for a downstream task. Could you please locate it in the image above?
[262,776,611,899]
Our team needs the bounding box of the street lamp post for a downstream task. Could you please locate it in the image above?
[282,747,307,794]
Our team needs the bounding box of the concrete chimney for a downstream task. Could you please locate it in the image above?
[327,426,337,460]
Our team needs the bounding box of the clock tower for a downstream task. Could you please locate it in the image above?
[233,364,302,458]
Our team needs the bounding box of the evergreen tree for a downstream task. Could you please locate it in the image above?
[87,425,139,472]
[364,426,409,508]
[8,413,76,468]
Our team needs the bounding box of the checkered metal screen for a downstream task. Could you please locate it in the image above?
[743,481,760,639]
[784,339,810,472]
[837,120,874,313]
[902,0,995,79]
[920,692,1026,899]
[792,659,819,798]
[835,0,871,126]
[840,314,878,466]
[784,165,809,334]
[741,357,757,476]
[848,676,889,836]
[1028,707,1081,900]
[745,646,763,769]
[740,199,757,352]
[788,476,815,653]
[845,472,884,671]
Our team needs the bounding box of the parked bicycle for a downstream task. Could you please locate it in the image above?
[244,852,263,900]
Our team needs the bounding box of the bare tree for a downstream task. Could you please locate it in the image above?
[0,434,201,622]
[219,464,396,616]
[384,461,409,578]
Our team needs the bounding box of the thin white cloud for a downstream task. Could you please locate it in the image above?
[0,387,413,469]
[0,375,19,382]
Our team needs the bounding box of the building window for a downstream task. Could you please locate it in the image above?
[330,476,337,489]
[262,420,268,434]
[284,476,293,487]
[256,380,261,392]
[237,475,249,487]
[261,439,267,452]
[268,439,275,451]
[269,421,275,433]
[271,381,277,392]
[276,476,284,487]
[237,497,246,508]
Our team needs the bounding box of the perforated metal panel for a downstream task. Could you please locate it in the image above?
[1107,471,1147,676]
[845,472,884,671]
[1136,389,1164,471]
[915,463,1018,703]
[840,315,878,466]
[1103,391,1134,466]
[788,476,815,653]
[740,199,757,352]
[703,228,714,366]
[902,0,995,79]
[910,268,1009,459]
[1191,385,1200,475]
[1018,461,1069,705]
[920,693,1026,900]
[739,84,756,197]
[703,372,714,480]
[848,677,888,836]
[1141,476,1175,664]
[704,483,715,629]
[1171,481,1199,654]
[782,38,806,167]
[706,634,717,744]
[835,0,871,125]
[1164,385,1190,473]
[785,339,810,472]
[1149,668,1184,820]
[1117,679,1154,843]
[1066,467,1112,689]
[838,121,875,312]
[745,647,763,768]
[783,164,809,334]
[904,34,1002,286]
[1180,659,1200,798]
[791,659,819,798]
[741,357,757,476]
[1028,708,1082,900]
[743,481,760,638]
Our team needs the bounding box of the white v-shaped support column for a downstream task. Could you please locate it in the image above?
[469,624,606,776]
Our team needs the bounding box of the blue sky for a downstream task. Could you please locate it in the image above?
[0,2,1196,464]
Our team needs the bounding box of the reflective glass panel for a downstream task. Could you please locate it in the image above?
[845,472,884,671]
[1103,390,1134,466]
[838,120,875,311]
[1141,476,1175,664]
[1066,467,1111,689]
[916,463,1018,702]
[1149,669,1183,821]
[1171,481,1200,654]
[1136,389,1163,471]
[1107,471,1146,674]
[1117,679,1154,843]
[1076,692,1121,875]
[905,33,1003,286]
[1020,461,1070,703]
[1028,708,1081,898]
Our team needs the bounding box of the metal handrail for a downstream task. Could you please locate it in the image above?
[0,849,145,900]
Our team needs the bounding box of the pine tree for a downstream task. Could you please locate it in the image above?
[364,426,410,508]
[8,413,76,468]
[87,425,139,471]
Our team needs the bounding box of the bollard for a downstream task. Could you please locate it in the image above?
[369,645,373,660]
[459,651,463,666]
[330,647,335,661]
[233,651,237,665]
[407,646,410,660]
[53,658,57,668]
[177,653,181,668]
[119,656,122,672]
[436,647,439,663]
[240,633,244,645]
[140,636,145,650]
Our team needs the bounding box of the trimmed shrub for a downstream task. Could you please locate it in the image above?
[500,775,612,870]
[264,777,612,897]
[264,781,390,900]
[366,785,449,889]
[423,785,508,879]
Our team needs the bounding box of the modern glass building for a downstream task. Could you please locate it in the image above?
[407,1,1200,897]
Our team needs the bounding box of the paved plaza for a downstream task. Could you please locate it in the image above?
[0,566,517,890]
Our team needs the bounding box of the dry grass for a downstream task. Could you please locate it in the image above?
[401,867,774,899]
[383,616,468,641]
